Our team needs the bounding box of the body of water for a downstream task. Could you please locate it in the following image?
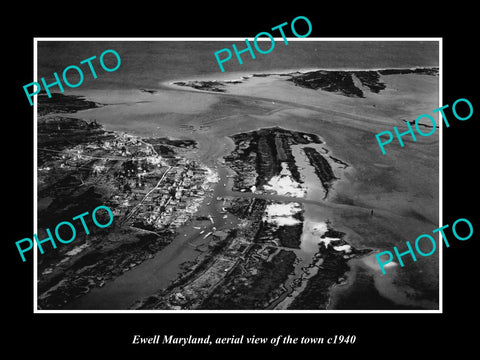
[40,40,440,310]
[38,40,440,91]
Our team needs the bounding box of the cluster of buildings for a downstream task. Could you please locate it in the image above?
[100,132,157,158]
[46,128,219,235]
[134,161,215,230]
[105,149,217,232]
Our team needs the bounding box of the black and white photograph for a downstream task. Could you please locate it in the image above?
[34,39,440,312]
[5,6,478,356]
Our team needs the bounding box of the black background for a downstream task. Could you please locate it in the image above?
[4,4,477,356]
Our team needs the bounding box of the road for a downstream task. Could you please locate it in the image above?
[121,166,173,224]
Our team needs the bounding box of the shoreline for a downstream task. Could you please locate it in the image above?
[162,65,439,86]
[132,126,377,310]
[37,60,439,310]
[36,95,223,309]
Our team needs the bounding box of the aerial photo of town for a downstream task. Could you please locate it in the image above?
[36,40,440,311]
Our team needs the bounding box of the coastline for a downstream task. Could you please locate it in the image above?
[36,95,222,309]
[161,65,439,87]
[37,61,439,310]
